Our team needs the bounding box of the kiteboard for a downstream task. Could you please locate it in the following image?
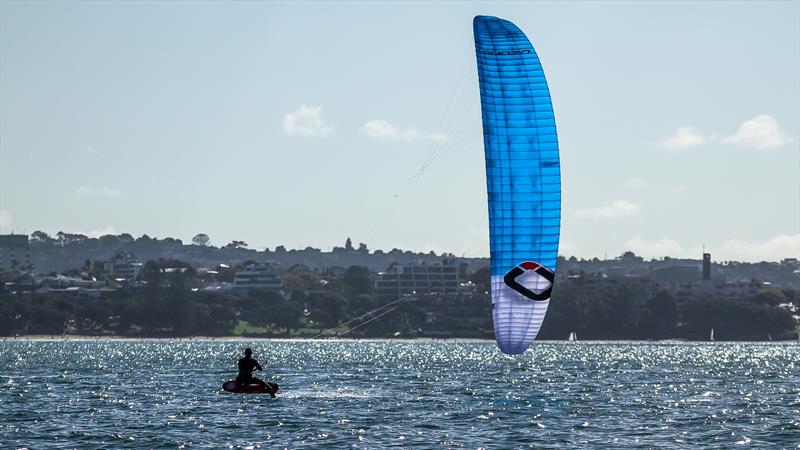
[222,380,279,395]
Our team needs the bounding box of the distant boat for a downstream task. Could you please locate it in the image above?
[568,331,577,341]
[709,328,715,341]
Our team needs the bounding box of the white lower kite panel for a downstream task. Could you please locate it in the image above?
[491,275,550,354]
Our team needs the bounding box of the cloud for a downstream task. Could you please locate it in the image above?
[100,187,121,196]
[282,105,334,137]
[625,237,690,258]
[718,234,800,262]
[659,126,708,150]
[0,210,13,232]
[721,115,791,150]
[363,120,447,142]
[75,225,117,238]
[625,234,799,261]
[75,186,121,197]
[575,200,640,219]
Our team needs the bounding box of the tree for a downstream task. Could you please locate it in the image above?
[343,266,373,295]
[469,267,491,293]
[140,260,162,286]
[215,264,237,283]
[166,270,194,335]
[74,299,107,333]
[99,234,120,247]
[192,234,210,246]
[349,293,377,317]
[0,298,22,335]
[273,301,303,333]
[345,237,353,251]
[307,291,346,329]
[640,291,677,339]
[30,231,54,245]
[193,297,237,336]
[56,232,87,246]
[224,240,248,249]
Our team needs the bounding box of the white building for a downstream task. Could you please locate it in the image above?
[670,279,762,300]
[233,263,282,290]
[376,258,461,298]
[103,261,143,280]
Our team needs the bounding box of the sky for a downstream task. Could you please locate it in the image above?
[1,1,798,262]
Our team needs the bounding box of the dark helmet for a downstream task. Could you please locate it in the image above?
[244,347,252,356]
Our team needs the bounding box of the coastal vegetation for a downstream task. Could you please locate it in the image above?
[1,259,796,340]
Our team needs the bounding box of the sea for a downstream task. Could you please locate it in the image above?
[1,340,798,449]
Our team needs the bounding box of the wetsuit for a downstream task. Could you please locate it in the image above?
[236,357,264,385]
[236,356,277,397]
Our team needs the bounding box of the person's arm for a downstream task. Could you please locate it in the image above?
[255,360,263,371]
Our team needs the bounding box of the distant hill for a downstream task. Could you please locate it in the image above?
[23,231,489,273]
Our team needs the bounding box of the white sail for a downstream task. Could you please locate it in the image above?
[568,331,577,341]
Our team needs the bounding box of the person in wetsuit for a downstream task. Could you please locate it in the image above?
[237,347,276,397]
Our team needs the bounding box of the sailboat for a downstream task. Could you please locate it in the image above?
[568,331,577,341]
[709,328,715,341]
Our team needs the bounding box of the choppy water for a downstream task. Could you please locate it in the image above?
[1,340,798,449]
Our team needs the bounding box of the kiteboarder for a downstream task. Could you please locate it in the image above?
[236,347,276,397]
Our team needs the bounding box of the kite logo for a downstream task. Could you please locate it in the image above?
[503,262,554,302]
[481,49,531,56]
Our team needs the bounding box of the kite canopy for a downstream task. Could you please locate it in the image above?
[473,16,561,354]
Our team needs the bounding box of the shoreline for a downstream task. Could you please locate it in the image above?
[1,335,797,343]
[0,335,494,342]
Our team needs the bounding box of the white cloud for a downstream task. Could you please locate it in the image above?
[100,187,121,196]
[624,234,799,261]
[575,200,640,219]
[363,120,447,142]
[721,115,791,150]
[718,234,800,262]
[75,186,121,197]
[625,237,689,258]
[75,225,117,238]
[659,126,708,150]
[282,105,334,137]
[0,210,13,232]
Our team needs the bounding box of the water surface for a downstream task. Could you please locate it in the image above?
[1,340,798,448]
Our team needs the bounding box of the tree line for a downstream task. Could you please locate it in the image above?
[1,260,797,340]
